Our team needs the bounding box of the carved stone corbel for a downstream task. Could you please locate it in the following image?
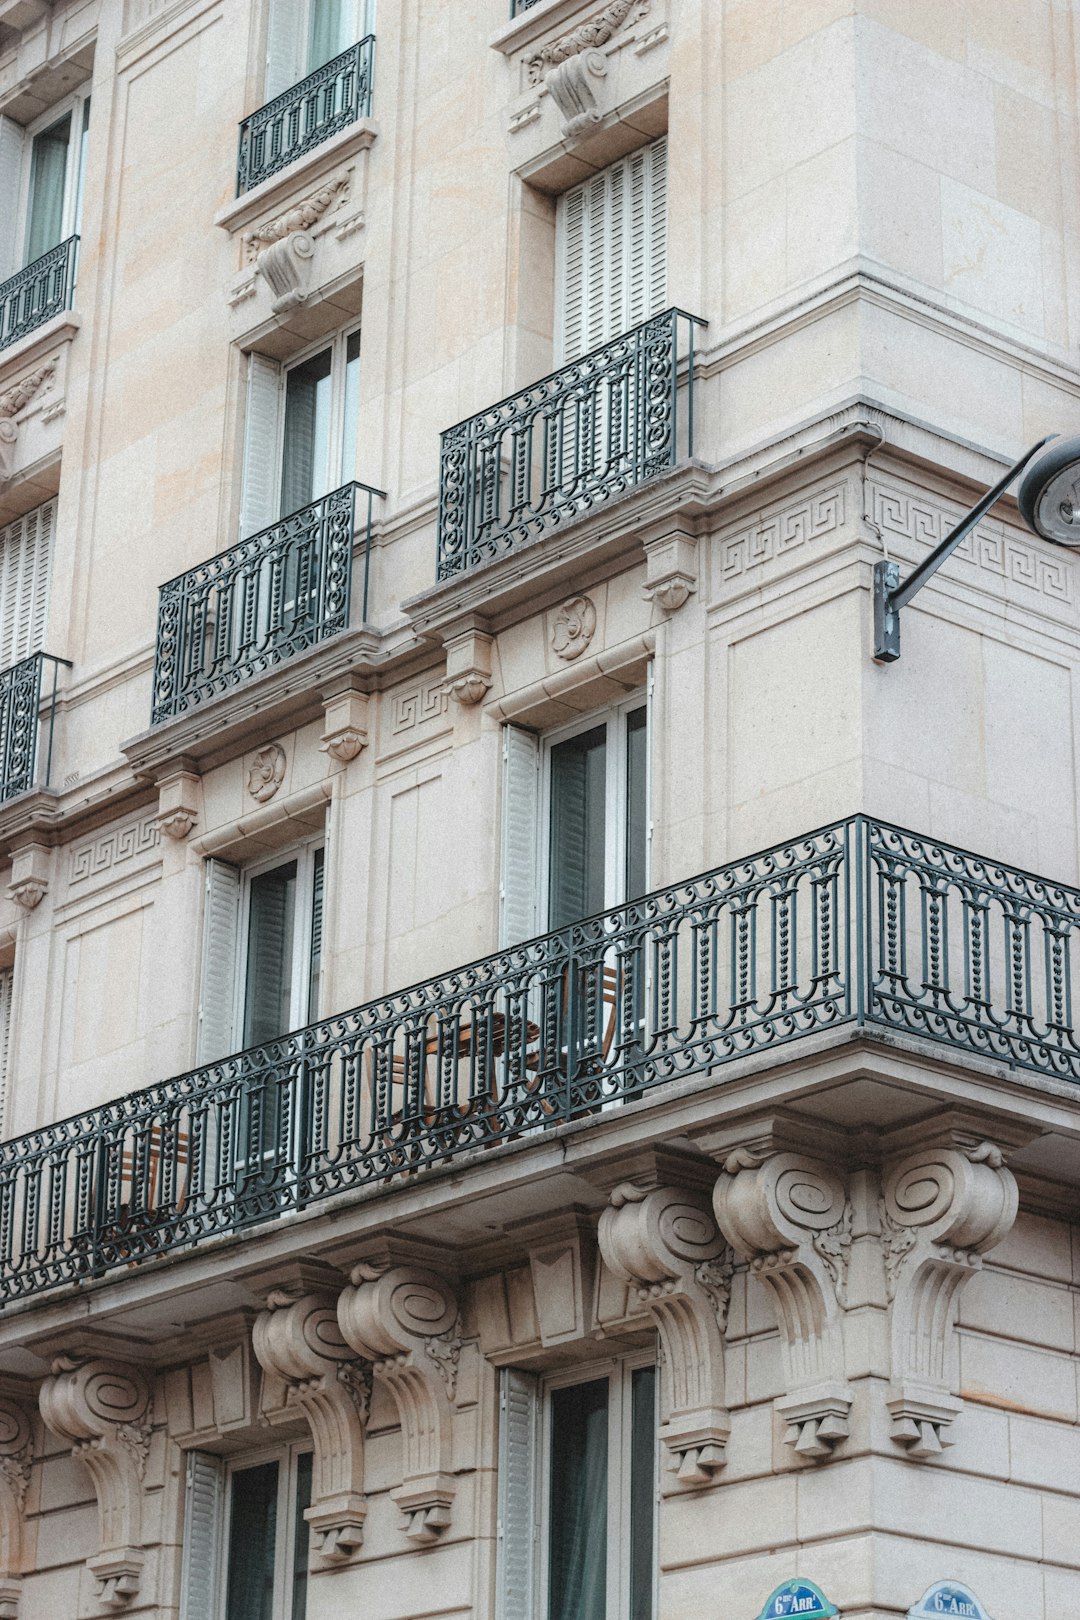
[880,1135,1018,1458]
[0,423,15,483]
[256,231,315,315]
[545,50,607,138]
[599,1182,732,1488]
[442,628,494,706]
[337,1262,461,1544]
[642,529,698,613]
[713,1147,853,1458]
[252,1288,372,1561]
[0,1398,33,1617]
[320,678,370,764]
[38,1357,151,1609]
[7,845,51,912]
[154,767,201,841]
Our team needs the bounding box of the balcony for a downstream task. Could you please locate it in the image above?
[0,237,78,355]
[0,652,69,803]
[2,815,1079,1305]
[150,482,381,727]
[437,308,704,581]
[236,38,375,195]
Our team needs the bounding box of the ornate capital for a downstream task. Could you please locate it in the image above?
[713,1149,853,1458]
[39,1357,151,1608]
[599,1183,731,1487]
[880,1138,1018,1457]
[253,1289,371,1561]
[337,1263,460,1543]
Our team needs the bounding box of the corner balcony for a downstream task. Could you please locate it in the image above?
[3,816,1080,1307]
[0,651,68,803]
[236,37,375,195]
[436,308,705,581]
[150,481,381,726]
[0,237,78,355]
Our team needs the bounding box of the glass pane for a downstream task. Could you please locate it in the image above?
[625,706,648,902]
[25,113,71,264]
[629,1366,656,1620]
[548,724,607,931]
[308,0,348,71]
[243,861,298,1047]
[226,1461,279,1620]
[548,1379,608,1620]
[291,1452,313,1620]
[307,848,324,1021]
[281,347,333,517]
[340,330,361,486]
[73,98,91,240]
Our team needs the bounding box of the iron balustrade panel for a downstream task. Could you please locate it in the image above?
[0,652,67,802]
[151,482,378,725]
[236,38,375,194]
[437,309,704,581]
[863,820,1080,1080]
[510,0,543,11]
[0,237,78,353]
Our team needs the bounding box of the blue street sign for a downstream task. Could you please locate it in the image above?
[907,1583,995,1620]
[755,1580,840,1620]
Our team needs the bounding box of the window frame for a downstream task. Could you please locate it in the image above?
[538,1352,658,1620]
[15,83,91,267]
[218,1438,314,1620]
[538,688,650,932]
[234,834,325,1046]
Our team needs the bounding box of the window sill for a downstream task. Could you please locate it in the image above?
[489,0,604,56]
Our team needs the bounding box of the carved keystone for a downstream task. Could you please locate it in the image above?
[880,1136,1017,1458]
[714,1148,853,1459]
[337,1263,461,1544]
[599,1183,731,1488]
[252,1289,372,1561]
[0,1398,33,1617]
[39,1357,151,1609]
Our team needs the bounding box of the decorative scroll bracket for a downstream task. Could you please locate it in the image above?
[545,49,607,138]
[0,1397,33,1617]
[252,1287,371,1561]
[599,1181,732,1488]
[337,1260,461,1544]
[255,231,315,315]
[38,1356,151,1610]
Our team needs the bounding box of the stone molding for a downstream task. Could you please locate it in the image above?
[880,1134,1018,1458]
[243,172,351,260]
[320,682,370,762]
[527,0,649,79]
[38,1356,152,1609]
[713,1146,854,1458]
[252,1288,372,1561]
[643,527,698,612]
[599,1182,731,1488]
[7,844,51,911]
[442,628,494,706]
[474,1215,600,1361]
[337,1261,461,1544]
[153,768,200,841]
[0,1398,33,1617]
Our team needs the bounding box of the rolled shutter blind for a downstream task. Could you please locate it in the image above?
[0,500,55,668]
[197,859,241,1064]
[239,353,282,539]
[496,1368,539,1620]
[0,117,23,282]
[500,725,540,948]
[179,1451,225,1620]
[556,135,668,363]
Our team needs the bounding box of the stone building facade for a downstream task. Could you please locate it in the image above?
[0,0,1077,1616]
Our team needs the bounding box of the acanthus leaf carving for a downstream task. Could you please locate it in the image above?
[598,1182,732,1489]
[527,0,649,79]
[243,172,351,260]
[0,1396,33,1612]
[337,1261,461,1543]
[0,361,55,421]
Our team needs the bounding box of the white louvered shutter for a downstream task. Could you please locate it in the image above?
[556,136,668,363]
[197,859,241,1064]
[264,0,307,98]
[500,725,540,947]
[0,500,55,669]
[0,967,12,1137]
[179,1451,225,1620]
[239,353,282,539]
[496,1368,539,1620]
[0,117,24,282]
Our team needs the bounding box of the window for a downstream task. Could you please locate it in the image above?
[498,1359,657,1620]
[555,137,667,364]
[179,1445,313,1620]
[0,88,90,278]
[0,501,54,669]
[197,839,324,1064]
[501,695,649,946]
[264,0,375,99]
[0,965,12,1135]
[240,328,362,538]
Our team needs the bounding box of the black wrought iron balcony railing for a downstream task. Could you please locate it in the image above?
[0,237,79,354]
[437,308,704,581]
[4,815,1080,1304]
[151,481,382,726]
[510,0,543,12]
[0,652,70,803]
[236,37,375,194]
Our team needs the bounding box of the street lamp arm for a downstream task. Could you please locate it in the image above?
[873,434,1057,663]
